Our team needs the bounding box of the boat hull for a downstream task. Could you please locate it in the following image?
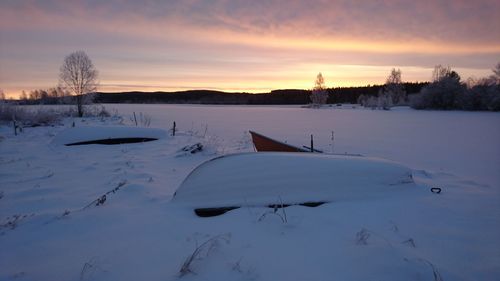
[249,130,308,152]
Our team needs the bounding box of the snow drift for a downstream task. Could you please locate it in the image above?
[172,152,415,209]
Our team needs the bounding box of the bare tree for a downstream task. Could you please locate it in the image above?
[432,65,451,82]
[20,91,28,102]
[377,91,394,110]
[59,51,99,117]
[310,72,328,107]
[431,65,460,83]
[493,62,500,77]
[489,62,500,85]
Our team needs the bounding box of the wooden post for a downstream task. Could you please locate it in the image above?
[310,134,314,152]
[172,121,176,136]
[133,112,138,126]
[13,120,17,136]
[331,131,334,153]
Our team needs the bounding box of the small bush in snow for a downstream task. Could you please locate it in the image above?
[258,197,288,223]
[179,233,231,277]
[85,105,110,118]
[79,257,106,281]
[377,92,394,110]
[0,104,62,126]
[138,112,152,127]
[0,104,115,128]
[355,228,370,245]
[0,103,26,123]
[358,93,392,110]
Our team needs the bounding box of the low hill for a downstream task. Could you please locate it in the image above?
[94,83,427,105]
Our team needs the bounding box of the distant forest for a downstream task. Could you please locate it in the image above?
[10,63,498,111]
[93,82,428,105]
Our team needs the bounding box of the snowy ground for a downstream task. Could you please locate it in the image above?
[1,104,499,281]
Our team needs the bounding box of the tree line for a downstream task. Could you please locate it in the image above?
[409,64,500,111]
[355,64,500,111]
[5,50,499,112]
[86,83,426,105]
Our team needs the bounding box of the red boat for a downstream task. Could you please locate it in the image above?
[249,130,310,152]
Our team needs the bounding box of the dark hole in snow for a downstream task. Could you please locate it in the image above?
[268,201,327,208]
[195,206,240,217]
[194,201,327,217]
[65,137,158,146]
[299,201,326,207]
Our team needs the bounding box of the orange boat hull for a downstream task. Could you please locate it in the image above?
[249,131,308,152]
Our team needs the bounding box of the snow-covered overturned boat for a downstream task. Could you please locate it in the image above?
[52,126,167,146]
[171,152,414,216]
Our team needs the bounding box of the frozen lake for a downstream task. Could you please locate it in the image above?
[107,104,500,187]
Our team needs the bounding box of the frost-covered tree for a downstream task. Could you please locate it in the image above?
[463,62,500,111]
[357,94,367,106]
[59,51,99,117]
[488,62,500,85]
[382,68,406,105]
[431,65,452,82]
[310,73,328,107]
[377,91,393,110]
[411,65,465,110]
[411,63,500,111]
[360,95,379,109]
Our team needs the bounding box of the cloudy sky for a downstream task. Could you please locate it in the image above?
[1,0,499,97]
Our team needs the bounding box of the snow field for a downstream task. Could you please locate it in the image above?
[1,105,499,281]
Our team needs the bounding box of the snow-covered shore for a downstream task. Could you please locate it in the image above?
[1,105,499,281]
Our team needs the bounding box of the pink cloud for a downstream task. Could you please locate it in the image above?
[1,0,499,97]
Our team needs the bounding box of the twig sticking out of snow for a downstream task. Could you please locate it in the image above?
[1,213,35,230]
[402,238,417,248]
[258,197,288,224]
[179,233,231,277]
[355,227,404,247]
[177,143,203,156]
[413,258,444,281]
[428,261,444,281]
[82,180,127,210]
[79,257,106,281]
[355,228,371,245]
[45,180,128,224]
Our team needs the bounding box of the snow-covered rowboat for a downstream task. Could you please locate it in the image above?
[52,126,167,146]
[171,152,414,216]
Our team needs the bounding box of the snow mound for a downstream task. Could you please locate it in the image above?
[172,152,414,208]
[51,126,167,145]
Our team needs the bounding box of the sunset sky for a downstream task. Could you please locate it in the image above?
[1,0,499,98]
